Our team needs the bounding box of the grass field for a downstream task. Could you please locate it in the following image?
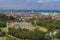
[32,25,48,32]
[0,37,7,40]
[52,38,59,40]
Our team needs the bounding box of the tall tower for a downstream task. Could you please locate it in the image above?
[10,10,13,16]
[31,10,34,13]
[11,10,12,14]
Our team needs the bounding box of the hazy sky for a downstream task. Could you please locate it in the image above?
[0,0,60,10]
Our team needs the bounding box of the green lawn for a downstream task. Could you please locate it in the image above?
[52,38,60,40]
[32,25,48,32]
[0,37,7,40]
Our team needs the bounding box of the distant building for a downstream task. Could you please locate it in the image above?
[52,14,60,20]
[7,22,32,30]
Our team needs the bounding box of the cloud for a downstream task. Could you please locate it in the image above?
[36,0,44,3]
[35,0,46,3]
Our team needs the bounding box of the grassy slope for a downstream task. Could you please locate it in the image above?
[32,25,60,40]
[32,25,48,32]
[0,37,7,40]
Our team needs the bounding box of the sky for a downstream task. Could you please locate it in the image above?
[0,0,60,10]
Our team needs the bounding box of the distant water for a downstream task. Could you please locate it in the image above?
[0,9,60,12]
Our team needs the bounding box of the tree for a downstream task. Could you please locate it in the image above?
[8,28,47,40]
[8,15,15,20]
[55,31,60,39]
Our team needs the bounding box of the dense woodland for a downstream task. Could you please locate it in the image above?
[36,18,60,30]
[0,29,6,37]
[8,28,47,40]
[0,14,15,27]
